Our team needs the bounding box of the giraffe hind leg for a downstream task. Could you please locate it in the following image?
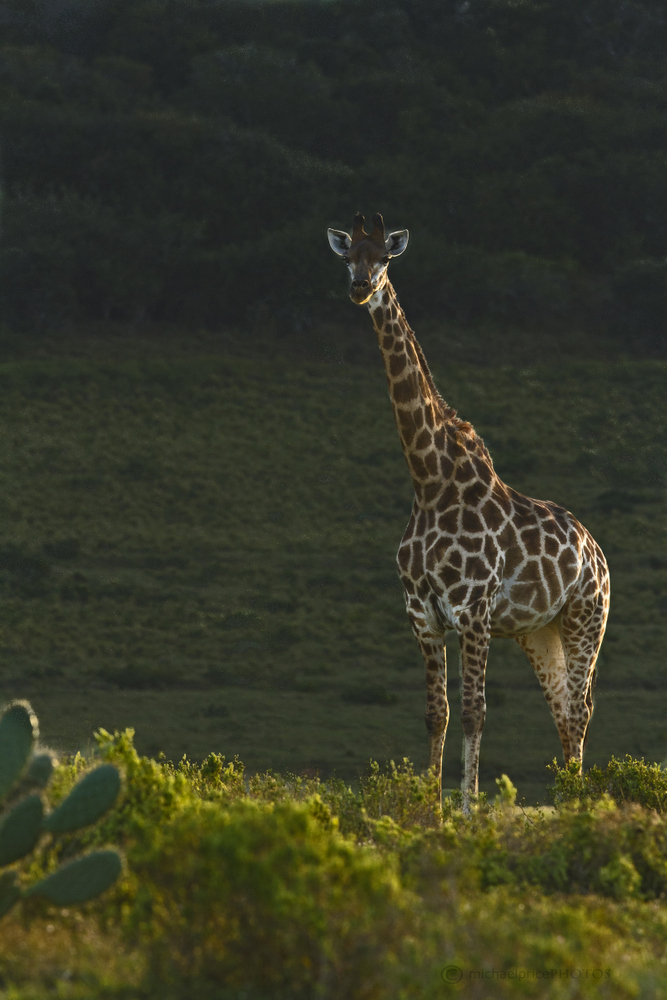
[558,590,608,765]
[516,620,571,762]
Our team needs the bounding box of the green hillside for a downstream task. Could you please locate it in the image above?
[0,326,664,802]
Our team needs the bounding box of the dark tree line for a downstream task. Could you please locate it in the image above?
[1,0,666,349]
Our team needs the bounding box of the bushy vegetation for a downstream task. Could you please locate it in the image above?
[2,0,667,348]
[4,731,667,998]
[550,756,667,814]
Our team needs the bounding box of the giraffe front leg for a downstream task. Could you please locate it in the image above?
[420,636,448,810]
[408,614,448,812]
[458,617,490,812]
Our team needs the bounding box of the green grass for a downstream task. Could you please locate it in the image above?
[0,325,665,802]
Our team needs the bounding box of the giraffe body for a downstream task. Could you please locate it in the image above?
[327,214,610,807]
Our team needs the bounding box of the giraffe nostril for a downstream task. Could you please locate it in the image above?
[351,279,370,290]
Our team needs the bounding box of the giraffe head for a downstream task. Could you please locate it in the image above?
[327,212,409,305]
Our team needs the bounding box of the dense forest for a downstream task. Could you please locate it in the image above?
[1,0,667,350]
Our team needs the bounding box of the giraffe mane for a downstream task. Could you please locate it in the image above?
[408,326,494,466]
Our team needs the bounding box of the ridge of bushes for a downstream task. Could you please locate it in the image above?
[4,729,666,997]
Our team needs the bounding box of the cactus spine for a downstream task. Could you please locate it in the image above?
[0,700,122,917]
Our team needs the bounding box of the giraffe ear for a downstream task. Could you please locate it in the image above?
[327,229,352,256]
[385,230,409,257]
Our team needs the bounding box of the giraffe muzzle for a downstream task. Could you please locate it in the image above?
[350,278,372,304]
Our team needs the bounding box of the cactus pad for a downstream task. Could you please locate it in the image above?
[0,871,20,918]
[0,702,37,801]
[25,850,122,905]
[0,701,122,918]
[0,794,44,866]
[43,764,121,834]
[26,753,54,789]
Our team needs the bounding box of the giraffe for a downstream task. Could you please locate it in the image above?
[327,212,610,809]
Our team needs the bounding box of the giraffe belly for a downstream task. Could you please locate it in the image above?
[421,577,569,638]
[488,582,567,638]
[489,608,562,639]
[425,590,564,638]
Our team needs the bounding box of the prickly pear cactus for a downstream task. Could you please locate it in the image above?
[0,700,122,917]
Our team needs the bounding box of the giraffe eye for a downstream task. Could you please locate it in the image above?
[381,255,390,264]
[342,255,350,264]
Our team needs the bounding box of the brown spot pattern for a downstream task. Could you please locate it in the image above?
[364,274,610,801]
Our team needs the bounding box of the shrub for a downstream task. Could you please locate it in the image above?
[458,794,667,901]
[549,756,667,813]
[126,797,416,998]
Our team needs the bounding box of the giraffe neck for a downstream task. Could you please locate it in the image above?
[368,280,495,508]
